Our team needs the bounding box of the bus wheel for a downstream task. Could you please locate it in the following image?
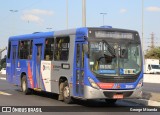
[62,81,73,104]
[105,99,117,104]
[21,76,31,95]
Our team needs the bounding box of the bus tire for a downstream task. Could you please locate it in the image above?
[105,99,117,104]
[62,81,73,104]
[21,76,31,95]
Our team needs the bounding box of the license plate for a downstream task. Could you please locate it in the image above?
[113,94,123,99]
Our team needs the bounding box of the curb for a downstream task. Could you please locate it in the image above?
[124,91,160,106]
[0,74,6,80]
[0,77,6,80]
[124,99,160,106]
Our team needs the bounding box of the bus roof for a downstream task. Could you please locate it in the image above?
[8,27,138,41]
[9,31,54,41]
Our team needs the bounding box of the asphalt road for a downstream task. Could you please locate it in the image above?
[0,78,142,106]
[0,74,160,114]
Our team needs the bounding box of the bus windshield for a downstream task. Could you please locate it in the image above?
[89,40,142,76]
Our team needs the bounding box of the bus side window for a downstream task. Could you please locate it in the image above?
[44,38,54,61]
[28,40,33,59]
[76,44,80,68]
[19,41,25,59]
[54,37,70,61]
[18,40,32,59]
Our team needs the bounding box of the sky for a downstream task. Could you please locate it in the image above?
[0,0,160,56]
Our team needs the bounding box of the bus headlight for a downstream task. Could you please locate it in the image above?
[88,77,100,89]
[136,79,143,88]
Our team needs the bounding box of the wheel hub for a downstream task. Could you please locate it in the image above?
[22,81,26,91]
[64,86,70,98]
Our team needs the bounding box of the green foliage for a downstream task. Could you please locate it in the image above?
[0,56,6,70]
[145,47,160,59]
[2,62,6,68]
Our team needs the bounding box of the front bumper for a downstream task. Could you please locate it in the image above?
[84,85,142,99]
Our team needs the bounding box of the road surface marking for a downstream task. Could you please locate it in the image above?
[0,77,6,80]
[0,91,12,96]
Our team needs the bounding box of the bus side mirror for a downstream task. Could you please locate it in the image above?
[83,44,88,53]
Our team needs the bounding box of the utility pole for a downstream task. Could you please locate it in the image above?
[100,13,107,26]
[66,0,68,29]
[9,10,18,35]
[142,0,144,53]
[82,0,86,27]
[150,32,155,49]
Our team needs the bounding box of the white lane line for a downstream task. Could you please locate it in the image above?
[0,77,6,80]
[0,91,12,96]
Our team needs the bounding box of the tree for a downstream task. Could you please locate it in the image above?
[145,47,160,59]
[0,55,6,70]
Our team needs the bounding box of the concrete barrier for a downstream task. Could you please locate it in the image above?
[144,74,160,83]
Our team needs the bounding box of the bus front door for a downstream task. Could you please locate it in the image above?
[33,42,44,89]
[10,41,18,84]
[74,43,84,97]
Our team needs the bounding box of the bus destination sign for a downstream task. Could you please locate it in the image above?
[95,31,133,39]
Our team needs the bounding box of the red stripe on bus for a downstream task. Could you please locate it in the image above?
[97,83,114,89]
[28,62,34,88]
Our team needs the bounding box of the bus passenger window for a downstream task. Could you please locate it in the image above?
[44,38,54,61]
[54,37,70,61]
[19,41,26,59]
[18,40,32,59]
[28,40,33,59]
[76,44,80,68]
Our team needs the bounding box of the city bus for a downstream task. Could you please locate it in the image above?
[6,27,143,104]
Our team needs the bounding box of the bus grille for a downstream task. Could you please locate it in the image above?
[97,77,137,83]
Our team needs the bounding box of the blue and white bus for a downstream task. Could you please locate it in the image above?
[6,27,143,104]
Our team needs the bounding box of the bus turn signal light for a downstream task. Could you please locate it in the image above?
[88,77,100,89]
